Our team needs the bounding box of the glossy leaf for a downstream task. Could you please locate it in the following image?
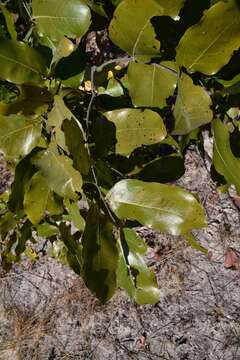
[0,39,47,85]
[109,0,162,61]
[128,61,178,108]
[51,37,75,67]
[32,149,82,199]
[0,114,41,162]
[32,0,91,42]
[104,109,167,156]
[82,203,118,303]
[213,118,240,194]
[23,171,49,224]
[172,73,213,135]
[117,228,160,304]
[176,0,240,75]
[107,179,206,236]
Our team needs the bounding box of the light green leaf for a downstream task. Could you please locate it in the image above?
[109,0,162,61]
[24,171,49,225]
[128,61,178,108]
[82,203,118,303]
[64,198,85,232]
[98,78,124,97]
[51,37,75,67]
[0,5,17,40]
[37,222,60,238]
[32,149,82,199]
[48,96,87,160]
[213,118,240,194]
[117,228,160,304]
[176,0,240,75]
[154,0,185,18]
[32,0,91,42]
[106,179,207,236]
[0,39,47,85]
[104,109,167,156]
[172,73,213,135]
[0,114,41,162]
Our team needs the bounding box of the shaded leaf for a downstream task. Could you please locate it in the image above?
[213,118,240,194]
[0,39,47,85]
[82,202,118,303]
[107,179,206,236]
[176,0,240,75]
[117,228,160,304]
[172,73,213,135]
[0,5,17,40]
[128,61,177,109]
[0,114,41,162]
[32,0,91,42]
[62,118,90,176]
[64,198,85,232]
[135,155,185,183]
[104,109,167,156]
[32,149,82,199]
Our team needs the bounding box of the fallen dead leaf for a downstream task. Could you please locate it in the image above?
[224,248,240,270]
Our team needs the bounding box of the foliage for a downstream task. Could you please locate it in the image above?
[0,0,240,304]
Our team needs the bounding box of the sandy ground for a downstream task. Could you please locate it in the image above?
[0,145,240,360]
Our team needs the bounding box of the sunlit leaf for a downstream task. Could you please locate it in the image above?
[0,114,41,162]
[32,0,91,42]
[128,61,178,108]
[172,73,213,135]
[104,109,167,156]
[0,39,47,85]
[107,179,207,236]
[176,0,240,75]
[32,149,82,199]
[117,228,160,304]
[213,118,240,194]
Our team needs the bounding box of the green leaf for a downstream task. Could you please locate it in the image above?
[37,222,60,238]
[176,0,240,75]
[15,220,32,257]
[51,37,75,67]
[59,222,82,274]
[32,149,82,199]
[0,114,42,162]
[128,61,178,108]
[82,203,118,303]
[0,212,16,240]
[48,96,88,163]
[153,0,185,18]
[106,179,207,236]
[23,171,49,225]
[0,5,17,40]
[62,118,90,176]
[64,198,85,232]
[104,109,167,156]
[32,0,91,42]
[117,228,160,304]
[172,73,213,135]
[135,155,185,183]
[213,118,240,194]
[0,39,47,85]
[109,0,162,61]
